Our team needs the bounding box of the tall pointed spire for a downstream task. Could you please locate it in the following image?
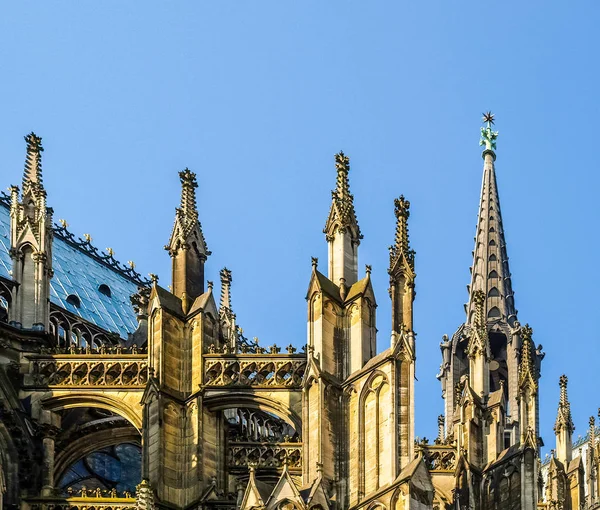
[23,132,44,190]
[324,151,362,287]
[466,113,516,327]
[166,168,210,310]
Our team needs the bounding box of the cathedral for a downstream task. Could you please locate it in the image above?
[0,117,598,510]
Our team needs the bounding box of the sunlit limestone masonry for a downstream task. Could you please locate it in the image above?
[0,119,599,510]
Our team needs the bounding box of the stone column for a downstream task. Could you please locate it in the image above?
[39,424,60,496]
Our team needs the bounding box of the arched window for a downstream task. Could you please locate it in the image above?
[488,287,500,297]
[360,373,390,495]
[66,294,81,308]
[98,284,112,297]
[488,306,501,319]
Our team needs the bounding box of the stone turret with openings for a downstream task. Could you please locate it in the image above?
[166,168,210,313]
[324,151,362,290]
[9,132,53,330]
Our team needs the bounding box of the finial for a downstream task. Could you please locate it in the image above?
[106,247,114,257]
[365,264,372,275]
[23,132,44,187]
[84,233,92,243]
[519,325,537,391]
[178,168,198,221]
[311,256,318,269]
[480,112,499,152]
[59,219,68,228]
[473,290,486,328]
[555,374,574,433]
[207,281,214,291]
[389,195,414,274]
[127,260,135,269]
[219,267,233,311]
[149,273,159,284]
[324,151,362,242]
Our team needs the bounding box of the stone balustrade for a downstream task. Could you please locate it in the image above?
[418,444,457,472]
[23,495,136,510]
[203,354,306,389]
[228,440,302,471]
[25,354,148,388]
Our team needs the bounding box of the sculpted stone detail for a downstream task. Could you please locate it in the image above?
[204,354,306,388]
[27,355,148,388]
[228,441,302,471]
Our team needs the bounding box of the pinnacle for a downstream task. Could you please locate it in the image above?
[324,151,362,241]
[389,195,414,275]
[555,374,574,433]
[23,131,44,189]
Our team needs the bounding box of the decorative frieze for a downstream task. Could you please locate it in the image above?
[26,355,148,388]
[203,354,306,389]
[228,441,302,471]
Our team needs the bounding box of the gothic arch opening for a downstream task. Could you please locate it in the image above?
[52,407,141,497]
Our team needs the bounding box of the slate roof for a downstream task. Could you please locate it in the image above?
[0,197,144,339]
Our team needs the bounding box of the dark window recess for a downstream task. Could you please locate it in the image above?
[66,294,81,308]
[98,284,112,297]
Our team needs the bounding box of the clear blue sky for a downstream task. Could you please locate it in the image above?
[1,1,598,449]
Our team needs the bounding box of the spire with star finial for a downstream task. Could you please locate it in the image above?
[480,111,499,153]
[323,151,362,287]
[166,168,211,311]
[465,113,516,327]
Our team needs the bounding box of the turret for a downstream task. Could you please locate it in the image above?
[554,374,574,465]
[165,169,210,313]
[324,151,362,290]
[9,132,53,330]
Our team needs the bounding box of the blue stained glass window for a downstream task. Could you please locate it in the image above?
[58,443,141,495]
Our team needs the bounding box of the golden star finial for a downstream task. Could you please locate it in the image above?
[482,111,495,126]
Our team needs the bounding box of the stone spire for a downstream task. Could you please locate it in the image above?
[389,195,416,333]
[219,267,237,348]
[22,132,44,190]
[554,374,574,465]
[219,268,232,311]
[324,151,362,287]
[518,325,537,393]
[466,113,516,327]
[9,132,53,330]
[166,169,210,311]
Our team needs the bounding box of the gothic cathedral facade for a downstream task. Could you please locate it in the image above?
[0,120,598,510]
